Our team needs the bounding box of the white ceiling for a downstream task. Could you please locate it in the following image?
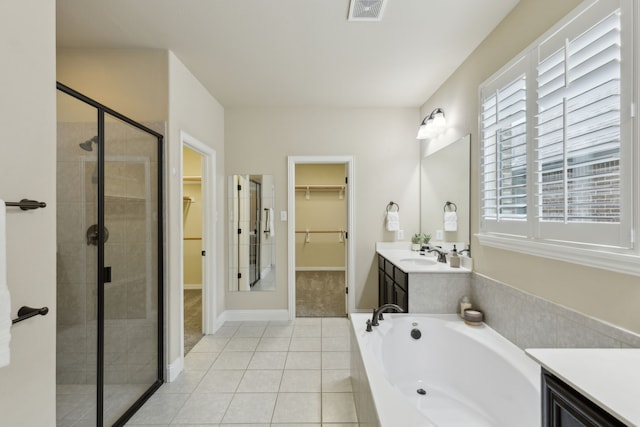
[56,0,520,108]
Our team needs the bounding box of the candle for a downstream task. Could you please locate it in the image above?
[463,308,483,325]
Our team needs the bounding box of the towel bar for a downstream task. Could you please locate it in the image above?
[444,201,457,212]
[5,199,47,210]
[386,201,399,212]
[11,306,49,325]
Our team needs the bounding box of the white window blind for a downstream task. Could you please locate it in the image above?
[536,6,629,247]
[480,65,529,235]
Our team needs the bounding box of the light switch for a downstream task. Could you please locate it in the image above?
[436,229,443,240]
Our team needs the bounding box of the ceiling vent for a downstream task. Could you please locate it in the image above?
[347,0,387,22]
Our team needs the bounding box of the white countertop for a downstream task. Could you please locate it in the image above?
[376,246,471,273]
[526,348,640,426]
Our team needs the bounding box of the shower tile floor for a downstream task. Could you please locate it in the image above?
[124,317,358,426]
[57,383,151,426]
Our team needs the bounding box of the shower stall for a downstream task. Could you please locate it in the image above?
[56,83,163,426]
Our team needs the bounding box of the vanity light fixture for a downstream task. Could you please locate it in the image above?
[416,108,446,140]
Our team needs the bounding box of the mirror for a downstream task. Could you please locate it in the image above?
[229,174,276,291]
[420,134,470,248]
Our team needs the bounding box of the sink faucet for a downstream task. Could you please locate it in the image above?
[427,248,448,263]
[366,303,404,331]
[459,246,471,257]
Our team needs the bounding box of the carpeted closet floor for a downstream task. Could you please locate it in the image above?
[184,289,203,355]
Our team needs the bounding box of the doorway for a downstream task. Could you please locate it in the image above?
[287,157,355,319]
[179,132,217,362]
[182,146,204,355]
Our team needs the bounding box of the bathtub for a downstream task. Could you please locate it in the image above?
[350,313,540,427]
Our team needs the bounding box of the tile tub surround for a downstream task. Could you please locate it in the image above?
[471,273,640,350]
[409,272,471,314]
[122,317,358,426]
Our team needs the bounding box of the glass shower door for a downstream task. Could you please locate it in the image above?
[101,113,161,425]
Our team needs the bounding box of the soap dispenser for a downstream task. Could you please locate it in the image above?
[449,244,460,268]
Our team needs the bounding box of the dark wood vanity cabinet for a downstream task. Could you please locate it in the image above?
[377,255,408,312]
[542,369,626,427]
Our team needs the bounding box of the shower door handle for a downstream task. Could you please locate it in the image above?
[103,266,112,283]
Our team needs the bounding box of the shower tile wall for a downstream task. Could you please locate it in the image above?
[56,121,161,385]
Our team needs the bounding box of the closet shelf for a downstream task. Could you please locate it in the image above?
[295,184,344,190]
[183,237,202,240]
[183,176,201,183]
[295,230,345,234]
[295,184,345,199]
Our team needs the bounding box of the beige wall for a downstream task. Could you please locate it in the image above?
[225,108,420,310]
[168,52,225,364]
[0,0,57,424]
[57,49,169,122]
[420,0,640,333]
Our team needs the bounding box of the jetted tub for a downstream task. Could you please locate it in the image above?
[350,313,540,426]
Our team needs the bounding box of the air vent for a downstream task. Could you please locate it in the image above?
[347,0,387,22]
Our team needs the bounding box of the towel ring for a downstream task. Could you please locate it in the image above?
[386,201,399,212]
[444,201,457,212]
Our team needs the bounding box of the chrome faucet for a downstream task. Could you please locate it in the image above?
[366,303,404,331]
[459,246,471,257]
[427,248,448,263]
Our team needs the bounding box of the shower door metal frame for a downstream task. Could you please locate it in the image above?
[56,82,165,427]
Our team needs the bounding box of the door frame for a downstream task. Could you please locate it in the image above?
[287,156,355,320]
[179,131,217,364]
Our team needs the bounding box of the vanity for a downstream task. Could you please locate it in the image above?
[527,349,640,426]
[376,243,471,313]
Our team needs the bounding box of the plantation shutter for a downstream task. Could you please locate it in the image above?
[535,1,632,248]
[480,60,529,236]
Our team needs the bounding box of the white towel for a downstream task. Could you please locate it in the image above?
[268,208,274,237]
[0,200,11,368]
[444,211,458,232]
[386,211,400,231]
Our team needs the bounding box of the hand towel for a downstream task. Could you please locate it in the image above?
[0,200,11,368]
[444,211,458,232]
[386,211,400,231]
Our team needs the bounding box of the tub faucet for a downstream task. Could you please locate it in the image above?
[428,248,448,263]
[367,304,404,331]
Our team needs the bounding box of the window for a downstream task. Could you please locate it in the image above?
[479,0,637,273]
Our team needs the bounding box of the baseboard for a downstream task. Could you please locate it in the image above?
[183,283,202,290]
[166,355,184,383]
[220,309,289,322]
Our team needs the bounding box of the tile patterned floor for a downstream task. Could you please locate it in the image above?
[125,317,358,426]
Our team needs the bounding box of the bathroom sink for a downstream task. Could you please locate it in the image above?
[398,258,437,266]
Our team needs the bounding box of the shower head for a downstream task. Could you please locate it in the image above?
[79,135,98,152]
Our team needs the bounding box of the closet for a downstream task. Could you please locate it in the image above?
[182,147,203,355]
[294,164,347,316]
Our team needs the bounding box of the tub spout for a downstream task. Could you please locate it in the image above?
[369,303,404,329]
